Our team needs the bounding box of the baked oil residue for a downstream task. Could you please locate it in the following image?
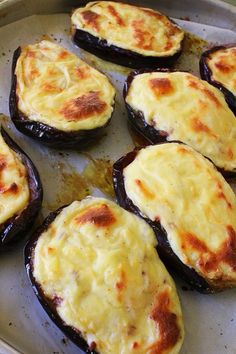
[80,48,132,76]
[127,122,150,148]
[82,155,115,198]
[44,161,91,211]
[44,157,114,212]
[174,31,209,74]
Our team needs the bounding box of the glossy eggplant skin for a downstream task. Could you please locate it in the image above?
[113,147,215,294]
[72,26,183,69]
[25,207,98,354]
[9,47,113,149]
[0,128,43,250]
[124,68,236,180]
[200,44,236,115]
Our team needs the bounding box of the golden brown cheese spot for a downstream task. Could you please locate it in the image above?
[26,50,36,58]
[116,270,126,291]
[132,20,154,50]
[0,182,19,195]
[213,177,232,209]
[190,117,216,138]
[116,269,126,302]
[75,204,116,227]
[203,88,221,108]
[107,5,125,26]
[0,155,7,172]
[41,83,62,93]
[81,10,100,31]
[215,60,234,74]
[227,148,234,160]
[183,228,236,273]
[217,191,232,209]
[132,342,139,349]
[135,179,155,199]
[177,146,190,154]
[149,78,173,97]
[59,91,107,121]
[188,79,221,108]
[183,232,208,253]
[148,290,180,354]
[29,68,39,80]
[58,50,69,60]
[75,67,88,80]
[164,41,173,51]
[141,8,163,20]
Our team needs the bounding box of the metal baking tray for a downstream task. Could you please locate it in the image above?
[0,1,236,353]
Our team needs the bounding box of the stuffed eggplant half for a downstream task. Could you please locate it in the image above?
[71,1,184,68]
[25,197,184,354]
[113,143,236,293]
[10,40,116,148]
[200,44,236,114]
[124,69,236,177]
[0,124,42,250]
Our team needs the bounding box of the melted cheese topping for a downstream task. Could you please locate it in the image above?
[15,40,115,131]
[33,197,184,354]
[71,1,184,57]
[0,133,30,225]
[124,144,236,288]
[206,46,236,95]
[126,71,236,172]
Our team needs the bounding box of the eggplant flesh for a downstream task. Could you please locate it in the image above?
[124,68,236,179]
[9,47,114,149]
[113,148,221,294]
[72,28,182,69]
[0,127,43,250]
[200,44,236,115]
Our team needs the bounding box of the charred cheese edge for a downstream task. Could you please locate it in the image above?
[206,46,236,95]
[0,132,30,224]
[126,71,236,171]
[33,197,184,354]
[15,40,115,132]
[123,143,236,288]
[71,1,184,57]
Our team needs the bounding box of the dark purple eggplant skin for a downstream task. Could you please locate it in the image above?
[9,47,114,149]
[0,127,43,250]
[25,207,98,354]
[124,68,236,179]
[112,146,218,294]
[200,44,236,115]
[72,20,184,69]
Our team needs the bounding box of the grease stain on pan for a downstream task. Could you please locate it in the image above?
[82,154,115,198]
[79,48,132,76]
[127,122,150,148]
[174,31,209,73]
[43,156,114,211]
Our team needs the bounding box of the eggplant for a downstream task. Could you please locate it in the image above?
[71,1,184,68]
[0,125,42,250]
[9,40,116,149]
[25,197,184,354]
[113,143,236,293]
[200,44,236,115]
[124,68,236,177]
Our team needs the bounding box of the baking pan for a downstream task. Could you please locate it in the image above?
[0,1,236,353]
